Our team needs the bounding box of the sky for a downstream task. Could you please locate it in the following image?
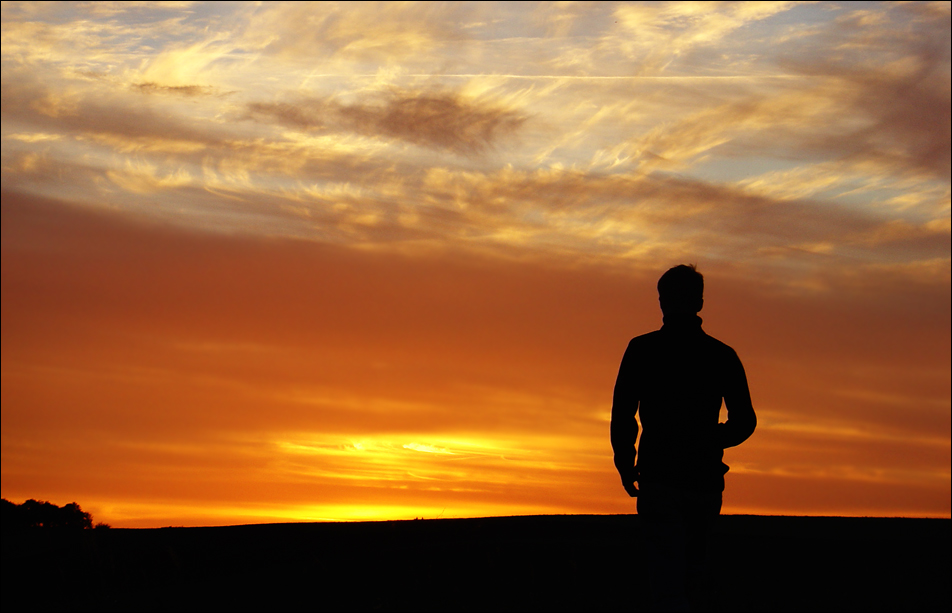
[1,1,949,527]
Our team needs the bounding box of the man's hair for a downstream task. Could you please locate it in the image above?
[657,264,704,312]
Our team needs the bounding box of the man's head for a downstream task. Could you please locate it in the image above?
[657,264,704,315]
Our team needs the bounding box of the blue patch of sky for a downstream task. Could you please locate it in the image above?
[688,156,804,185]
[757,1,849,29]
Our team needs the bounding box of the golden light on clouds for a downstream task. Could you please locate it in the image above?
[2,1,949,526]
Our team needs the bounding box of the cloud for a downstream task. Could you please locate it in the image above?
[246,90,527,155]
[605,1,801,75]
[1,4,203,70]
[576,2,951,196]
[779,4,950,181]
[132,82,220,97]
[106,159,193,194]
[621,69,948,184]
[240,1,474,62]
[2,3,945,273]
[0,71,228,150]
[2,59,944,275]
[412,165,951,271]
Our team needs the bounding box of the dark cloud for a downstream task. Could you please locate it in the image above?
[131,82,222,97]
[246,90,527,154]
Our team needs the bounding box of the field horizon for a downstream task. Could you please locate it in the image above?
[128,511,952,530]
[205,509,952,525]
[3,513,949,612]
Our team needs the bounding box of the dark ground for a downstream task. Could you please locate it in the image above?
[2,514,949,612]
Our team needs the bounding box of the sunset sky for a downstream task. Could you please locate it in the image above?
[2,1,949,527]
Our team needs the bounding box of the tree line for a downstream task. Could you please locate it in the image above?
[1,498,109,530]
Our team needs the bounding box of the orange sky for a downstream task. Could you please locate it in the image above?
[2,2,949,526]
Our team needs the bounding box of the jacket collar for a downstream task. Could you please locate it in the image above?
[661,312,704,333]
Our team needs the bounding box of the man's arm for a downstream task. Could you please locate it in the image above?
[717,349,756,449]
[611,340,640,497]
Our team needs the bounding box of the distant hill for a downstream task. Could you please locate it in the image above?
[2,514,949,612]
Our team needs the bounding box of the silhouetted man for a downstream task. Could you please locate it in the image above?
[611,264,756,611]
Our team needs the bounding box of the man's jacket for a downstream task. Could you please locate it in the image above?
[611,313,756,492]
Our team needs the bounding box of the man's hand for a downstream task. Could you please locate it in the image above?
[620,468,640,497]
[622,479,639,497]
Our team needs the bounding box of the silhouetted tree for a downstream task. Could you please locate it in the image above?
[1,498,94,530]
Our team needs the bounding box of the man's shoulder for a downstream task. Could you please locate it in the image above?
[699,332,743,363]
[701,331,736,350]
